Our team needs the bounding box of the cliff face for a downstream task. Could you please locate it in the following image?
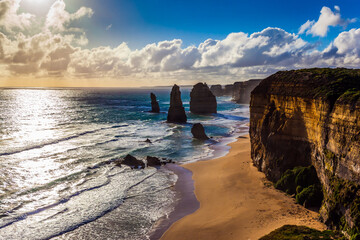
[250,68,360,236]
[210,85,223,97]
[190,83,217,114]
[233,79,262,104]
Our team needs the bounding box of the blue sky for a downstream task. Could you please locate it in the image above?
[1,0,360,87]
[19,0,360,49]
[70,0,360,49]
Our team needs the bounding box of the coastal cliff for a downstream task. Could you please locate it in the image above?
[233,79,262,103]
[210,79,261,104]
[250,68,360,237]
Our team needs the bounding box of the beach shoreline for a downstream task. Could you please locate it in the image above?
[160,135,326,240]
[148,164,199,240]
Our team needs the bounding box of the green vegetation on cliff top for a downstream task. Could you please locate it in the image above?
[254,68,360,106]
[259,225,344,240]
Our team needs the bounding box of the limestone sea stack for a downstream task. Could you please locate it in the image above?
[167,84,187,123]
[210,84,223,96]
[191,123,209,140]
[150,93,160,113]
[190,83,217,114]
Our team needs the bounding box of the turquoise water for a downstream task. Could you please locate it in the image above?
[0,87,249,239]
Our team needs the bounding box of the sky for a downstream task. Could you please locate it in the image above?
[0,0,359,87]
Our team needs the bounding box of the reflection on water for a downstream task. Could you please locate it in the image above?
[0,88,249,239]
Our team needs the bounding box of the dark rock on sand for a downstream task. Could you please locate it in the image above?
[150,93,160,113]
[191,123,209,140]
[167,84,187,123]
[122,154,145,169]
[190,83,217,114]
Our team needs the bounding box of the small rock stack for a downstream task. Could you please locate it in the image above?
[167,84,187,123]
[150,93,160,113]
[191,123,209,140]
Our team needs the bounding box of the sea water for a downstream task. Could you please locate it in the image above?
[0,87,249,239]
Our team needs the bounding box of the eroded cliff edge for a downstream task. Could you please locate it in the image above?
[250,68,360,237]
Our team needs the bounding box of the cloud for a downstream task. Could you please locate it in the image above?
[106,24,112,31]
[69,43,131,78]
[196,28,310,69]
[45,0,93,32]
[0,2,360,85]
[0,0,35,32]
[299,6,356,37]
[333,28,360,56]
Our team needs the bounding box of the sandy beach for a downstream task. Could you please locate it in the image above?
[161,135,326,240]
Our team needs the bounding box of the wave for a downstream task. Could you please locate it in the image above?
[0,124,128,157]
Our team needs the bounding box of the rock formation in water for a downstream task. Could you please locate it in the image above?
[210,84,224,96]
[232,79,262,104]
[190,83,217,114]
[191,123,209,140]
[167,84,187,123]
[146,156,163,167]
[224,84,235,96]
[150,93,160,113]
[250,68,360,238]
[122,154,145,169]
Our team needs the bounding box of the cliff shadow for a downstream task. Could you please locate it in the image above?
[258,101,313,181]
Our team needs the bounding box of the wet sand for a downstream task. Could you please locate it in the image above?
[161,135,326,240]
[149,164,199,240]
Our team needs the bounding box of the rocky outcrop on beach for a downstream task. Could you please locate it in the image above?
[167,84,187,123]
[190,83,217,114]
[191,123,209,140]
[122,154,146,169]
[249,68,360,237]
[232,79,262,104]
[210,85,224,96]
[150,93,160,113]
[146,156,173,167]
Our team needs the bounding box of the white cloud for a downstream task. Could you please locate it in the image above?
[0,2,360,85]
[0,0,35,32]
[299,20,315,35]
[106,24,112,31]
[45,0,93,32]
[299,6,356,37]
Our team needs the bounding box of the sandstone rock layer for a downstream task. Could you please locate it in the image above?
[190,83,217,114]
[232,79,262,104]
[167,84,187,123]
[250,68,360,237]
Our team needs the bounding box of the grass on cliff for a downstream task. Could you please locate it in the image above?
[326,174,360,238]
[301,68,360,106]
[275,166,323,208]
[259,225,344,240]
[260,68,360,107]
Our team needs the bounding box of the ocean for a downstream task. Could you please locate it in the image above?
[0,87,249,239]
